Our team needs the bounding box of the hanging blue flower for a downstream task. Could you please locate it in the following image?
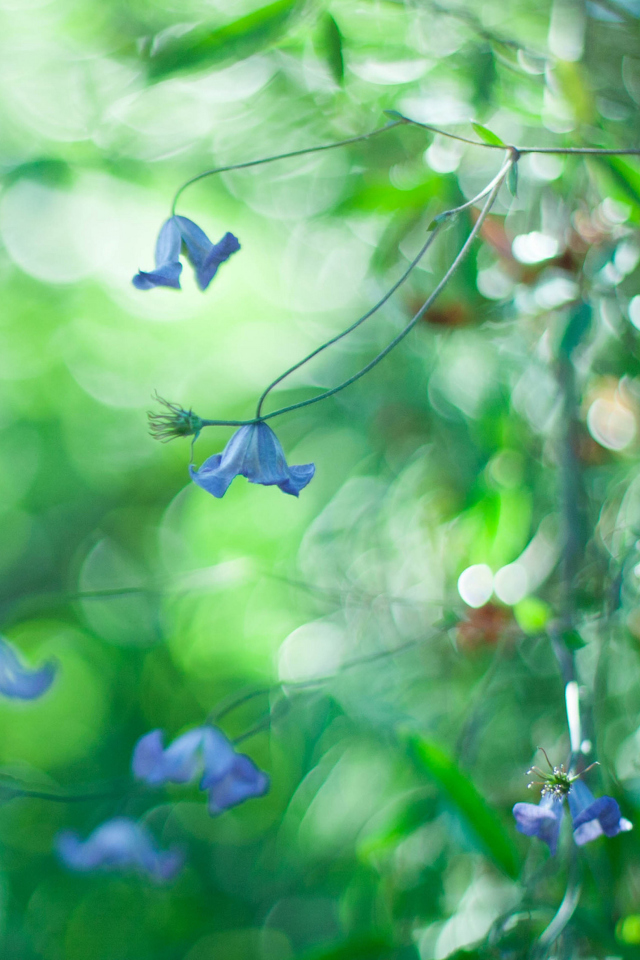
[56,817,183,882]
[0,637,55,700]
[189,422,315,498]
[513,757,632,853]
[132,216,240,291]
[132,725,269,814]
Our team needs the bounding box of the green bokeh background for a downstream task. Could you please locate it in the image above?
[1,0,640,956]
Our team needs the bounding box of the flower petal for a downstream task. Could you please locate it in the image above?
[57,818,183,882]
[196,233,241,290]
[277,463,316,496]
[174,217,240,290]
[206,755,270,814]
[132,218,183,290]
[190,423,314,499]
[132,262,182,290]
[155,217,182,266]
[569,782,633,845]
[513,796,564,854]
[132,728,205,785]
[189,454,236,498]
[199,727,238,789]
[0,637,55,700]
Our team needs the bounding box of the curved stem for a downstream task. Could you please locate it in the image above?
[534,844,581,954]
[254,163,509,422]
[255,154,511,417]
[171,119,406,214]
[255,227,441,417]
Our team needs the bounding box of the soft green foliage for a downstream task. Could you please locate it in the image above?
[0,0,640,958]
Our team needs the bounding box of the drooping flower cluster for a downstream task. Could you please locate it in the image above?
[190,422,315,498]
[132,725,269,815]
[57,818,182,882]
[0,636,55,700]
[513,758,632,854]
[132,216,240,292]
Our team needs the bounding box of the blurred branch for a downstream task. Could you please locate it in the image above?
[534,844,582,956]
[210,618,453,725]
[171,119,406,214]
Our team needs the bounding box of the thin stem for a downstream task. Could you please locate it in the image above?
[0,779,129,803]
[171,111,640,216]
[254,163,509,422]
[534,845,581,955]
[171,119,406,214]
[255,155,511,417]
[255,227,441,417]
[396,111,640,156]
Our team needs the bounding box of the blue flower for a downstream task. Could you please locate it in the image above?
[513,779,632,853]
[513,795,564,855]
[132,725,269,814]
[189,422,315,499]
[132,217,182,290]
[174,216,240,291]
[0,637,55,700]
[132,216,240,291]
[568,779,633,845]
[56,817,183,882]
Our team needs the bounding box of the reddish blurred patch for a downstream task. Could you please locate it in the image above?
[456,602,512,652]
[410,298,470,326]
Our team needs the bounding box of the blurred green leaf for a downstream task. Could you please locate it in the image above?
[316,13,344,85]
[597,156,640,213]
[471,122,506,147]
[559,301,592,358]
[406,736,520,878]
[564,629,586,651]
[147,0,302,78]
[358,793,434,856]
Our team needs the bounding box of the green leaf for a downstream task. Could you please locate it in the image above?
[147,0,301,79]
[559,301,592,358]
[564,629,586,651]
[405,736,520,878]
[316,13,344,85]
[471,122,506,147]
[597,156,640,213]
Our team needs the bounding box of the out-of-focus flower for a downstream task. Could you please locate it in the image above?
[132,216,240,291]
[56,818,183,882]
[201,750,270,815]
[148,395,203,442]
[568,779,633,845]
[0,637,55,699]
[189,422,315,498]
[132,217,183,290]
[513,794,564,854]
[132,725,269,814]
[513,754,632,853]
